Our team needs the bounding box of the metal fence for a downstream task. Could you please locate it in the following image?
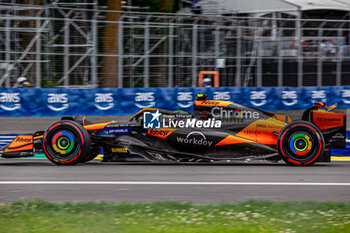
[0,3,350,88]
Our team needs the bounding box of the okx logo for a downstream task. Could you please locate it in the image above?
[143,110,161,129]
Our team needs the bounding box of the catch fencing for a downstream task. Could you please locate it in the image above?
[0,3,350,88]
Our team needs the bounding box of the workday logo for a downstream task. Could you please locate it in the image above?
[177,92,192,108]
[250,91,266,107]
[94,93,114,110]
[342,90,350,104]
[176,131,213,147]
[311,90,326,103]
[135,92,155,108]
[0,92,21,111]
[213,91,230,100]
[47,93,69,111]
[281,91,298,106]
[143,110,161,129]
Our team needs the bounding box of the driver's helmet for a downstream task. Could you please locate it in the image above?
[203,77,212,87]
[16,77,31,87]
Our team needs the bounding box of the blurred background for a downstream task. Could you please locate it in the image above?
[1,0,350,88]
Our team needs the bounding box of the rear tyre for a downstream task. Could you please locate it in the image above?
[43,120,90,165]
[278,121,324,166]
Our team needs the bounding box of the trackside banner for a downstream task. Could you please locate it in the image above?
[0,86,350,117]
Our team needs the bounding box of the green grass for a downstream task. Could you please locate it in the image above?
[0,200,349,233]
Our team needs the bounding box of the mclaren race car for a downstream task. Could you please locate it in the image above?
[0,94,346,166]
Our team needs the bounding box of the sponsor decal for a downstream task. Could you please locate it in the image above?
[148,129,172,137]
[0,92,21,111]
[94,93,114,110]
[200,110,209,119]
[163,118,221,128]
[311,90,326,103]
[200,100,221,105]
[15,136,32,143]
[135,92,155,108]
[333,133,344,139]
[281,91,298,106]
[342,90,350,104]
[250,91,266,107]
[143,110,222,129]
[177,92,193,108]
[143,110,161,129]
[98,127,131,136]
[111,148,128,153]
[33,139,42,144]
[176,131,213,147]
[211,107,259,119]
[47,93,69,111]
[106,122,129,128]
[316,117,341,122]
[213,91,230,100]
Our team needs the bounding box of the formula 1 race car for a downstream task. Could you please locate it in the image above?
[0,94,347,166]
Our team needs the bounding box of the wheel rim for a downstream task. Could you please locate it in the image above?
[52,131,75,155]
[289,133,313,156]
[280,123,323,165]
[44,126,81,162]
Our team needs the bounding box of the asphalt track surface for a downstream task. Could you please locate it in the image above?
[0,159,349,203]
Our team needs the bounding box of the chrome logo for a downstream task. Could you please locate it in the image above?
[52,131,75,154]
[232,110,241,118]
[289,133,312,156]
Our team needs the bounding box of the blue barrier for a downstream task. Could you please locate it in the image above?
[0,86,350,117]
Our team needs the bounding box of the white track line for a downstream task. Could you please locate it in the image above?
[0,181,349,186]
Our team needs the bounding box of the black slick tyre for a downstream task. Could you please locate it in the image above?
[277,120,324,166]
[42,120,90,165]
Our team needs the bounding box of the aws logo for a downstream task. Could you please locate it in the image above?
[213,91,230,100]
[250,91,266,107]
[94,93,114,110]
[311,90,326,103]
[135,92,155,108]
[342,90,350,104]
[177,92,192,108]
[281,91,298,106]
[0,93,21,111]
[47,93,69,111]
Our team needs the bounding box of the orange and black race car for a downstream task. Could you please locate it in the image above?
[0,94,346,166]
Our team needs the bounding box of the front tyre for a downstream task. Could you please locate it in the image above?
[278,121,324,166]
[43,120,90,165]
